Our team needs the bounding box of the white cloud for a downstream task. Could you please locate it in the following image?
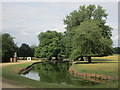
[3,3,62,24]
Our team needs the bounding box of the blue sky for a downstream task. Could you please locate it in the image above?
[2,2,118,47]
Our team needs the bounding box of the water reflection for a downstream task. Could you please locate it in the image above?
[21,70,40,81]
[21,61,97,86]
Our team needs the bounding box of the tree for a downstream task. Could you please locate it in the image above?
[70,20,113,63]
[113,47,120,54]
[30,45,37,57]
[2,33,17,62]
[0,34,2,62]
[17,43,33,58]
[35,30,65,60]
[63,5,113,62]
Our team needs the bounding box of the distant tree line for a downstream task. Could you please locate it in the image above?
[17,43,36,59]
[113,47,120,54]
[1,33,35,62]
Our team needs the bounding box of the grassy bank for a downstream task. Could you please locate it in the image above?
[71,54,119,88]
[72,54,119,77]
[2,55,119,88]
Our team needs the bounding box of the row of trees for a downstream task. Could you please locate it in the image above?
[17,43,35,58]
[1,33,35,62]
[35,5,114,63]
[1,32,118,62]
[113,47,120,54]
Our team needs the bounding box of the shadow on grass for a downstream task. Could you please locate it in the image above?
[74,60,118,64]
[92,59,115,61]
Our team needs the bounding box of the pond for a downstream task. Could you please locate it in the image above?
[21,61,98,86]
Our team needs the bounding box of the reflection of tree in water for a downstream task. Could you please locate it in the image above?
[34,61,72,83]
[33,61,97,86]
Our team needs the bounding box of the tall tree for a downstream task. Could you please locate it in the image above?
[35,30,65,60]
[2,33,17,62]
[70,20,113,63]
[17,43,32,58]
[63,5,113,62]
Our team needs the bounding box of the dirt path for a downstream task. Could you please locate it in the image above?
[1,60,38,88]
[2,79,24,88]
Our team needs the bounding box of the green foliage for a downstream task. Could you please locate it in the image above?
[64,5,108,30]
[2,33,17,61]
[35,30,65,60]
[70,20,113,60]
[30,45,36,57]
[113,47,120,54]
[63,5,113,60]
[17,43,34,57]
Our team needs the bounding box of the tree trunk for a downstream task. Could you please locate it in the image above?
[80,57,84,61]
[88,56,91,63]
[55,57,58,60]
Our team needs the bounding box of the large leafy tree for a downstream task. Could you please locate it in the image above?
[63,5,113,62]
[70,20,113,63]
[2,33,17,62]
[17,43,33,58]
[35,30,65,60]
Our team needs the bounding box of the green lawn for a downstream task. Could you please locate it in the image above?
[72,54,119,77]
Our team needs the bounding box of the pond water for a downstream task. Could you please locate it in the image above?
[21,70,40,81]
[21,61,98,86]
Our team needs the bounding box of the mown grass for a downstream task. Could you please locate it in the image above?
[2,55,119,88]
[72,54,119,78]
[71,54,119,88]
[92,54,119,61]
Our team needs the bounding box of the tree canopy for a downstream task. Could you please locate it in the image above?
[17,43,33,57]
[70,20,113,62]
[63,5,113,62]
[2,33,17,62]
[35,30,65,60]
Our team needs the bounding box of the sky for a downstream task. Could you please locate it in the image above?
[2,2,119,47]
